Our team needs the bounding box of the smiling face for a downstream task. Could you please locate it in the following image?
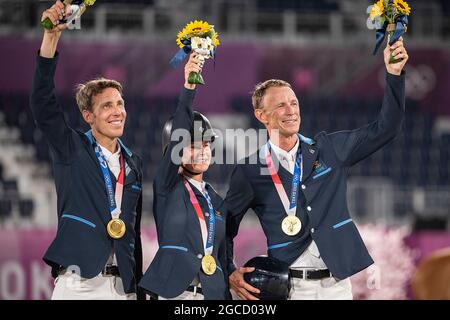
[182,141,212,174]
[82,87,126,140]
[254,85,301,138]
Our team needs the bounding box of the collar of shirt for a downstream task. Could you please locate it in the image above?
[184,175,206,194]
[99,143,122,177]
[269,137,300,174]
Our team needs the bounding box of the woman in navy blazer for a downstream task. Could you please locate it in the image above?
[139,54,230,300]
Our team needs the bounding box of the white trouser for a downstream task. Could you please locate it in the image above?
[289,277,353,300]
[158,289,204,300]
[51,270,137,300]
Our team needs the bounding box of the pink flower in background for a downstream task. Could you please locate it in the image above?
[351,224,417,300]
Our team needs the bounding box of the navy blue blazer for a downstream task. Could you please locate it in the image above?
[138,89,230,300]
[225,71,405,280]
[30,52,144,298]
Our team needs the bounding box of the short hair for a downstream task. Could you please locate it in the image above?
[75,78,123,113]
[251,79,292,110]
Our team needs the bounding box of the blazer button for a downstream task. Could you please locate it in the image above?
[301,184,306,190]
[307,206,312,212]
[197,254,203,259]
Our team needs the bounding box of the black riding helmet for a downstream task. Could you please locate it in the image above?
[162,111,218,155]
[243,256,292,300]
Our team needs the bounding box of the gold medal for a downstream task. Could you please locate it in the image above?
[281,216,302,236]
[201,255,217,275]
[107,218,126,239]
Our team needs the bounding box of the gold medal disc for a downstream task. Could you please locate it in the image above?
[107,218,126,239]
[281,216,302,236]
[201,254,217,275]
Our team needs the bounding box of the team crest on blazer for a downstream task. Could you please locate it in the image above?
[313,160,329,174]
[313,160,321,170]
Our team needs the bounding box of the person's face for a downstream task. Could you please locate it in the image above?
[255,86,301,137]
[83,87,126,139]
[182,141,212,174]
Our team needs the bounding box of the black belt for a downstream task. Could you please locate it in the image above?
[186,285,203,295]
[102,265,120,276]
[290,269,331,280]
[58,265,120,277]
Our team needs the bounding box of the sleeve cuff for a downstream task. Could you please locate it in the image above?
[386,69,406,82]
[228,263,237,275]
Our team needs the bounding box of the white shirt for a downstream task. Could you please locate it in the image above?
[269,138,328,270]
[269,138,300,173]
[99,144,131,178]
[98,143,129,267]
[184,175,207,194]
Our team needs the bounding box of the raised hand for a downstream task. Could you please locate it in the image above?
[184,53,203,90]
[41,1,71,34]
[384,35,409,76]
[40,1,72,58]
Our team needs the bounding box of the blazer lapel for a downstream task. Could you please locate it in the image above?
[300,140,319,182]
[277,164,294,195]
[204,183,222,214]
[81,131,112,227]
[124,154,140,186]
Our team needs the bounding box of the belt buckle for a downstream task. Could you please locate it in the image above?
[190,285,202,296]
[303,269,321,280]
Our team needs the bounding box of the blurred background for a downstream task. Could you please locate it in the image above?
[0,0,449,299]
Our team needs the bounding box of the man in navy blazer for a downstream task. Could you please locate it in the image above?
[30,1,143,300]
[225,37,409,299]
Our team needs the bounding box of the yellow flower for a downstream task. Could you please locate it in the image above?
[394,0,411,15]
[184,20,211,36]
[84,0,96,6]
[176,31,186,48]
[369,0,384,20]
[175,20,220,49]
[211,31,220,47]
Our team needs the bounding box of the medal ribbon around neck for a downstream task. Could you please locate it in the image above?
[183,179,216,257]
[93,141,125,219]
[264,141,303,217]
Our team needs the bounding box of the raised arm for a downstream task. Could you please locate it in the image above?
[30,1,72,161]
[153,54,202,192]
[328,36,408,166]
